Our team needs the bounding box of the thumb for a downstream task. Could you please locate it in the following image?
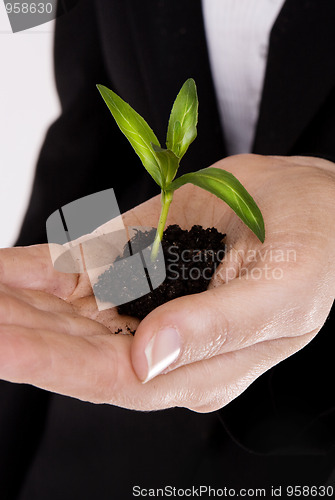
[130,276,320,383]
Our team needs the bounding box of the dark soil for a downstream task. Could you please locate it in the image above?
[93,225,225,321]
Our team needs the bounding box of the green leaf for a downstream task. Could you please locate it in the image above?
[97,84,162,187]
[170,167,265,242]
[151,144,180,187]
[166,78,198,159]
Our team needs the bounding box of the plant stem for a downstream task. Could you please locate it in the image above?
[151,190,173,261]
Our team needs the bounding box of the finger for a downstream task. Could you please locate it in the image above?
[0,284,75,313]
[72,295,140,334]
[0,325,315,411]
[131,274,331,383]
[0,245,79,299]
[0,324,153,407]
[114,328,316,412]
[0,324,119,403]
[0,288,112,338]
[0,284,118,335]
[161,330,317,413]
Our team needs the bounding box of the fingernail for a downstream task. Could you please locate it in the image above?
[142,327,181,383]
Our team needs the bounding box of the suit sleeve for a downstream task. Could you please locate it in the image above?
[15,0,127,246]
[0,2,119,498]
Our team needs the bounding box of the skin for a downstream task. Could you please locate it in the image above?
[0,154,334,412]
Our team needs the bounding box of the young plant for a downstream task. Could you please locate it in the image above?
[97,79,265,261]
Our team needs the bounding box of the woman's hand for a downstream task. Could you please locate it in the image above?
[0,154,334,411]
[130,154,335,411]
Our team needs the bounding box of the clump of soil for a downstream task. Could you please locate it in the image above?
[93,225,225,320]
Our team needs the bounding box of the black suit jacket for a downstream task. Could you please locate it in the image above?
[1,1,335,498]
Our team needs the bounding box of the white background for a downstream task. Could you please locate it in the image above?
[0,3,60,248]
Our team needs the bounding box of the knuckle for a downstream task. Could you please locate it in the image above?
[0,256,4,283]
[292,294,330,336]
[174,365,228,413]
[187,388,233,413]
[188,398,223,413]
[0,292,14,324]
[90,342,119,404]
[207,305,230,354]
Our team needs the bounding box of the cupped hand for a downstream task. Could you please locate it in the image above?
[0,154,334,411]
[131,154,335,411]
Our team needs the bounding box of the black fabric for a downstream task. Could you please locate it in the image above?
[1,0,335,498]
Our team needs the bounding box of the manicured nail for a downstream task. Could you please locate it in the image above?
[142,327,181,383]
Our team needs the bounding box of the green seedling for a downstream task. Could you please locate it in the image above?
[97,79,265,261]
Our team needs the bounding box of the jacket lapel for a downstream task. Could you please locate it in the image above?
[103,0,335,161]
[253,0,335,155]
[125,0,226,171]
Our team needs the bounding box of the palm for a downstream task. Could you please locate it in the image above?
[0,171,228,406]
